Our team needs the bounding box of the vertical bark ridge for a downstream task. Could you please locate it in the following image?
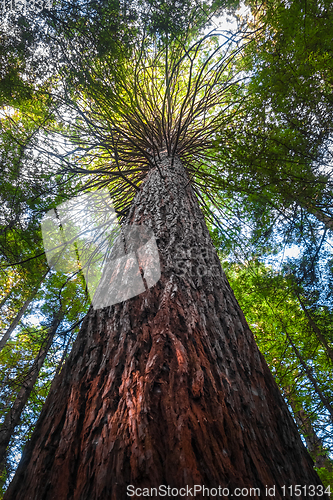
[4,154,326,500]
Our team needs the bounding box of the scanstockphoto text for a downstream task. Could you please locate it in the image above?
[127,484,332,497]
[1,0,51,17]
[173,241,221,279]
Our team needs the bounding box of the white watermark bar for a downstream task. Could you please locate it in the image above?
[41,189,160,309]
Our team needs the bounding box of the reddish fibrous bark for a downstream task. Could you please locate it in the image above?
[4,155,326,500]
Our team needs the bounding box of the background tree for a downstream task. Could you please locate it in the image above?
[0,268,89,493]
[225,258,333,485]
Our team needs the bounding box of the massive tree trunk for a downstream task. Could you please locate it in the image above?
[4,155,326,500]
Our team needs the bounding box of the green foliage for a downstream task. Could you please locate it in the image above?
[0,269,89,493]
[224,0,333,230]
[316,466,333,490]
[224,258,333,460]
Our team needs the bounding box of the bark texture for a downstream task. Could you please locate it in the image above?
[4,155,326,500]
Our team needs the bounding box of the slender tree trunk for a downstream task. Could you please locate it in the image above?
[285,330,333,421]
[0,290,12,311]
[312,209,333,232]
[295,410,333,471]
[285,387,333,472]
[4,155,326,500]
[0,272,48,352]
[0,308,63,476]
[295,292,333,364]
[0,296,32,352]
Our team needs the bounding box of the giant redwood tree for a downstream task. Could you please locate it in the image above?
[3,23,329,500]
